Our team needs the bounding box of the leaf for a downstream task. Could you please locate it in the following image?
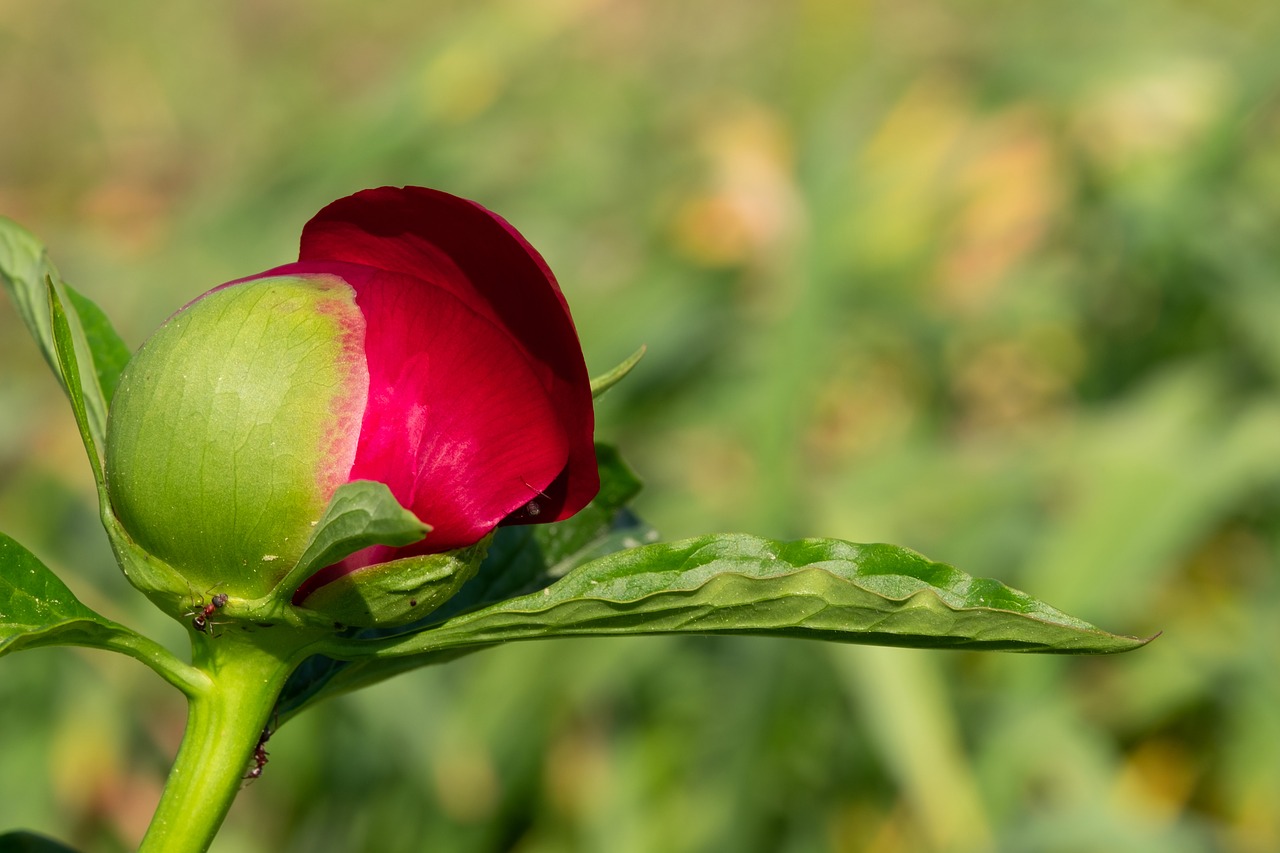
[348,536,1151,658]
[0,217,128,464]
[0,217,55,358]
[590,345,646,398]
[0,532,203,694]
[0,830,84,853]
[1,533,145,654]
[274,480,431,598]
[275,443,654,718]
[296,538,488,629]
[0,531,131,656]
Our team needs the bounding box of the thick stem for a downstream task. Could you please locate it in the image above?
[137,629,318,853]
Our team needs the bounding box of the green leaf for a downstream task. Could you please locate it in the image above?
[275,443,653,719]
[0,830,84,853]
[591,345,646,398]
[0,531,127,654]
[296,537,488,629]
[0,217,126,459]
[0,217,56,359]
[0,532,204,694]
[348,536,1150,658]
[274,480,431,599]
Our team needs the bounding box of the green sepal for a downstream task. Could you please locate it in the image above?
[296,536,490,629]
[590,345,645,398]
[102,509,204,620]
[0,217,126,461]
[46,278,105,488]
[64,284,131,405]
[337,536,1151,659]
[273,480,431,600]
[0,532,204,696]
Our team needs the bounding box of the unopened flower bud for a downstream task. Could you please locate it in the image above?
[105,186,598,623]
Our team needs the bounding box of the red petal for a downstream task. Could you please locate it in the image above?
[298,187,598,522]
[280,260,573,598]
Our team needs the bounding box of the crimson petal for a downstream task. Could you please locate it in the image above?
[298,186,598,522]
[273,261,572,598]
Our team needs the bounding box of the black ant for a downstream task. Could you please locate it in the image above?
[185,589,229,634]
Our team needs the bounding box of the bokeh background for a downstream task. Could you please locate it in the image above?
[3,1,1280,851]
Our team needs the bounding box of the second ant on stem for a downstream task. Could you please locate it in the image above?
[244,713,278,783]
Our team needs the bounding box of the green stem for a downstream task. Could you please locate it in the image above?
[137,628,320,853]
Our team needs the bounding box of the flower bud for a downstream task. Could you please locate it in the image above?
[105,187,598,622]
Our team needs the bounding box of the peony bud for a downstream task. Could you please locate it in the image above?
[105,187,598,621]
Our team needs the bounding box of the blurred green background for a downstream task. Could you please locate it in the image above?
[3,1,1280,850]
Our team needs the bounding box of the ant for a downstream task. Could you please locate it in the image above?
[185,588,229,634]
[244,722,274,782]
[519,477,551,518]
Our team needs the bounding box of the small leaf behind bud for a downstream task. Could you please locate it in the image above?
[296,536,490,628]
[275,480,431,599]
